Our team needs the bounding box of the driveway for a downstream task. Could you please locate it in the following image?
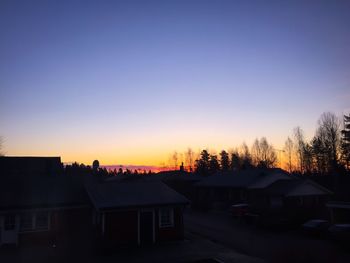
[0,231,262,263]
[184,209,350,263]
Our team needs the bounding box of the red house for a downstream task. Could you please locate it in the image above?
[85,179,189,247]
[0,157,189,248]
[0,157,91,247]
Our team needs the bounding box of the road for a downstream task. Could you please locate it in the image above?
[184,209,350,263]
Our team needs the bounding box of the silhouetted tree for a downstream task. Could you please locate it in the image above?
[172,151,178,170]
[0,136,3,156]
[317,112,340,172]
[294,126,306,173]
[92,160,100,171]
[303,143,313,174]
[341,114,350,169]
[185,148,195,172]
[220,150,230,171]
[251,137,277,168]
[311,135,327,174]
[230,151,240,171]
[284,137,294,173]
[239,143,252,169]
[209,154,220,174]
[195,150,210,175]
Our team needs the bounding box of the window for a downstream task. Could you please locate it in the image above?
[20,213,33,231]
[36,212,49,230]
[20,211,49,232]
[159,208,174,228]
[4,214,16,230]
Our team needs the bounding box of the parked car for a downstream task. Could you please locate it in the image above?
[328,224,350,242]
[302,219,330,237]
[231,203,249,218]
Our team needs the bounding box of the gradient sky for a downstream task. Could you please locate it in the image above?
[0,0,349,166]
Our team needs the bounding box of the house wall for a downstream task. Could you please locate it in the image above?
[104,210,138,246]
[155,207,184,242]
[248,192,330,225]
[0,215,20,245]
[329,208,350,224]
[17,207,92,246]
[101,206,185,247]
[195,187,248,210]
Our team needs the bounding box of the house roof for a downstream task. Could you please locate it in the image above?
[162,173,203,182]
[0,156,62,176]
[85,179,190,211]
[195,168,292,189]
[0,175,89,210]
[248,170,292,189]
[262,179,332,197]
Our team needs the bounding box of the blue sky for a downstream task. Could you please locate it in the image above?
[0,0,349,165]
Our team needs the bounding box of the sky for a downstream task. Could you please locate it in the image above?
[0,0,349,166]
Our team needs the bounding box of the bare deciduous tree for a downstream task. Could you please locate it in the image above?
[294,126,305,173]
[0,136,3,156]
[317,112,341,171]
[185,148,194,172]
[172,151,178,170]
[251,137,277,168]
[284,137,294,173]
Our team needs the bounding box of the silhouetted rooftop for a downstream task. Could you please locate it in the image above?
[262,179,332,196]
[0,174,89,210]
[86,179,190,211]
[195,168,292,189]
[0,156,63,176]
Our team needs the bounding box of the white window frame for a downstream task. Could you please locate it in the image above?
[35,211,49,230]
[4,214,16,230]
[19,211,50,233]
[158,208,174,228]
[20,212,34,231]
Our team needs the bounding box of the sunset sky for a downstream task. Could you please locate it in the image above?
[0,1,349,166]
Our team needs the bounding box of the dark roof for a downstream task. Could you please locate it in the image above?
[0,156,63,176]
[195,168,291,189]
[262,179,332,196]
[0,175,89,210]
[86,179,190,210]
[162,173,203,182]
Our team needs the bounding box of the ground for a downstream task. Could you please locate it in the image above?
[0,229,262,263]
[1,209,349,262]
[184,209,350,263]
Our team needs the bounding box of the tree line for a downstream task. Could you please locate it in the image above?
[169,112,350,176]
[289,112,350,175]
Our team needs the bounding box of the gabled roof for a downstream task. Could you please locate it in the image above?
[0,175,89,210]
[195,168,292,189]
[262,179,332,197]
[248,169,292,189]
[85,179,190,211]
